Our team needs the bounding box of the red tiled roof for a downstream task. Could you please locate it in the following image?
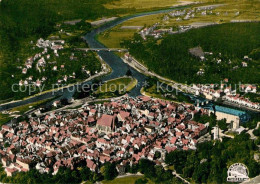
[170,137,177,144]
[97,114,114,127]
[165,146,177,153]
[119,111,130,121]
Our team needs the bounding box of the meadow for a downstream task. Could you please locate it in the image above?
[104,0,194,10]
[95,77,137,98]
[98,13,164,48]
[1,0,260,102]
[101,175,154,184]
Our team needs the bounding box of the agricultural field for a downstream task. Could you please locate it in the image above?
[104,0,195,10]
[98,0,260,48]
[98,13,164,48]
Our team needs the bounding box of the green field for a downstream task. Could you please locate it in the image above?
[95,77,137,98]
[98,29,137,48]
[0,114,12,126]
[98,0,260,48]
[0,0,196,102]
[3,0,259,102]
[141,78,194,104]
[98,13,164,48]
[102,175,154,184]
[105,0,193,10]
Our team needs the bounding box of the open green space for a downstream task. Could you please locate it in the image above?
[10,99,52,114]
[95,77,137,98]
[0,0,199,102]
[104,0,193,10]
[98,29,137,48]
[98,0,260,50]
[124,22,260,84]
[0,0,128,102]
[2,0,259,102]
[98,13,164,48]
[0,114,12,126]
[101,175,154,184]
[141,78,194,104]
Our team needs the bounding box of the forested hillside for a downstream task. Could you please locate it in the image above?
[165,133,260,183]
[0,0,117,101]
[124,22,260,85]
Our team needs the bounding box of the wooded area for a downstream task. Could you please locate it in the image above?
[124,23,260,85]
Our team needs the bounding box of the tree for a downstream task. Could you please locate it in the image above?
[129,164,139,174]
[79,167,91,181]
[253,127,260,136]
[135,178,148,184]
[154,151,161,159]
[217,119,227,131]
[138,159,155,179]
[100,162,118,180]
[60,98,69,105]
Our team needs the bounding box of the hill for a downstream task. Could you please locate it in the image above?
[124,22,260,85]
[0,0,117,101]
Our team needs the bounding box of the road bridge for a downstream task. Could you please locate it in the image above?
[76,48,128,52]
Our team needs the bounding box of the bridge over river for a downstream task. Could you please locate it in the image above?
[76,48,128,52]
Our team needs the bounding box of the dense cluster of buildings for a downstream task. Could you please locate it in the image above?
[17,37,105,89]
[224,94,260,110]
[18,38,66,87]
[192,82,259,110]
[0,96,208,176]
[139,5,224,40]
[139,4,243,42]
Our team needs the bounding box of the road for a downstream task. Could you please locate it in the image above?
[122,57,196,94]
[33,96,125,117]
[76,48,128,52]
[242,174,260,184]
[0,63,110,112]
[172,171,190,184]
[222,101,260,113]
[247,122,260,140]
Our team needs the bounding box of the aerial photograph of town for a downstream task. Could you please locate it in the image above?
[0,0,259,183]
